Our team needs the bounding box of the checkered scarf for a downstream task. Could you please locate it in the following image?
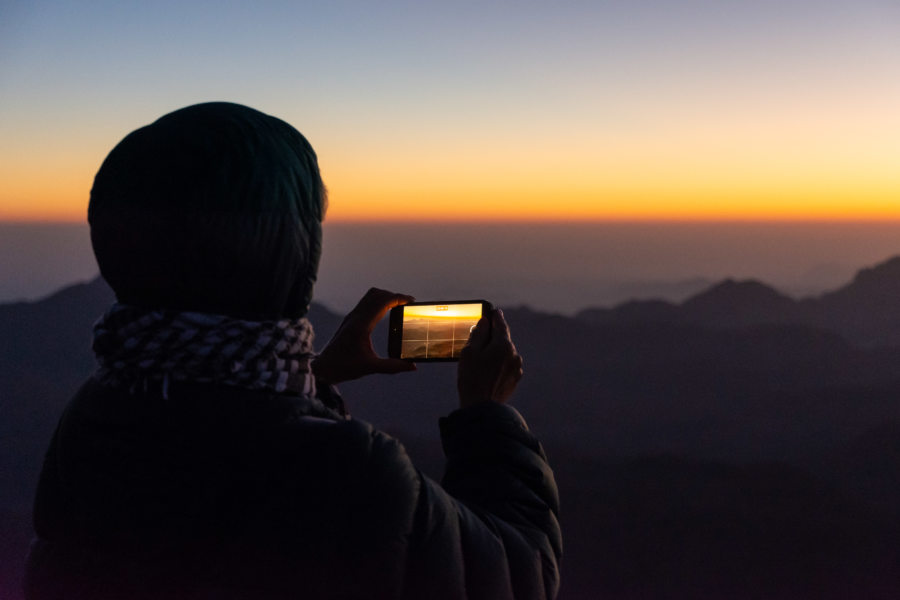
[92,304,318,400]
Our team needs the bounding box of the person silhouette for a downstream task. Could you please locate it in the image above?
[25,102,561,600]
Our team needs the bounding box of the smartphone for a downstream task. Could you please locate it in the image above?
[388,300,492,361]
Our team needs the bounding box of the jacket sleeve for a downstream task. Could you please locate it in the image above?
[402,402,562,600]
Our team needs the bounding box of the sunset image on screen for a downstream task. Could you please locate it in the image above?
[400,303,483,359]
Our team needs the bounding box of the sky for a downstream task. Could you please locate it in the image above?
[1,0,899,222]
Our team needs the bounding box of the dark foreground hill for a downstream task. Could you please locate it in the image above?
[3,259,900,598]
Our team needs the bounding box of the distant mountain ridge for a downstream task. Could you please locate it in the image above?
[578,254,900,348]
[4,258,900,598]
[8,253,900,351]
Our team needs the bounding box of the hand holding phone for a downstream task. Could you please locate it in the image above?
[457,309,523,408]
[312,288,418,384]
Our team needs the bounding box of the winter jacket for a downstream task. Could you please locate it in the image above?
[26,378,562,599]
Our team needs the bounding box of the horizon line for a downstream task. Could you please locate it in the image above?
[5,216,900,226]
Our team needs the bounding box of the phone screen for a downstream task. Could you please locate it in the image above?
[394,302,486,360]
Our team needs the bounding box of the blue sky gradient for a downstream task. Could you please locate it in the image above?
[2,0,899,220]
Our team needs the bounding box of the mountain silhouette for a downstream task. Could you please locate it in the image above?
[0,278,115,508]
[3,258,900,598]
[813,256,900,347]
[578,254,900,348]
[680,278,800,327]
[6,259,900,505]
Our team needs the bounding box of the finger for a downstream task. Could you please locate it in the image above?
[357,287,415,315]
[465,313,492,351]
[492,353,524,401]
[369,357,418,375]
[491,309,512,343]
[511,354,524,380]
[352,288,415,330]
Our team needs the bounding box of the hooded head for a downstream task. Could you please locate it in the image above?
[89,102,325,320]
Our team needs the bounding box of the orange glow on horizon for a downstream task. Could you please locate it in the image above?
[0,143,99,223]
[3,136,898,223]
[3,189,900,224]
[316,179,900,222]
[319,191,900,223]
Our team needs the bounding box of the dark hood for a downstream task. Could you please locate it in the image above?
[89,102,325,319]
